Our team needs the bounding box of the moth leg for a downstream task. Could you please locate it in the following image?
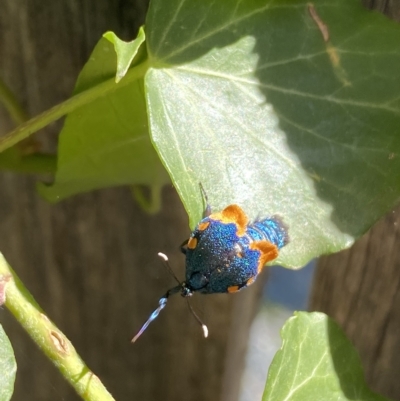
[180,239,189,254]
[199,182,212,217]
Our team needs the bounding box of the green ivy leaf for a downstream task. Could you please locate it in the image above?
[145,0,400,266]
[263,312,391,401]
[38,28,169,202]
[103,27,145,83]
[0,325,16,401]
[41,0,400,267]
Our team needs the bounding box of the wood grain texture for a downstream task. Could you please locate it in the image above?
[311,5,400,400]
[362,0,400,19]
[311,208,400,399]
[0,1,260,400]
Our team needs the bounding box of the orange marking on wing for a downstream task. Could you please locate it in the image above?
[198,221,210,231]
[246,277,256,286]
[250,241,279,273]
[187,237,197,249]
[227,285,240,293]
[210,204,248,236]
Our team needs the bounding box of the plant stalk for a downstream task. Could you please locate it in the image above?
[0,253,117,401]
[0,78,28,125]
[0,60,149,153]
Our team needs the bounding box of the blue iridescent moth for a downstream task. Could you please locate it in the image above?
[132,186,289,342]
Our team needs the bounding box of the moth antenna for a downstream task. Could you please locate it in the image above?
[186,298,208,338]
[131,285,181,343]
[199,182,212,217]
[131,297,168,343]
[158,252,180,285]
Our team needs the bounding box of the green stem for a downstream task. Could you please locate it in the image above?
[0,78,29,125]
[0,150,57,174]
[131,184,163,214]
[0,60,150,153]
[0,253,116,401]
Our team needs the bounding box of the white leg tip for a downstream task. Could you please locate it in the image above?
[157,252,168,261]
[202,324,209,338]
